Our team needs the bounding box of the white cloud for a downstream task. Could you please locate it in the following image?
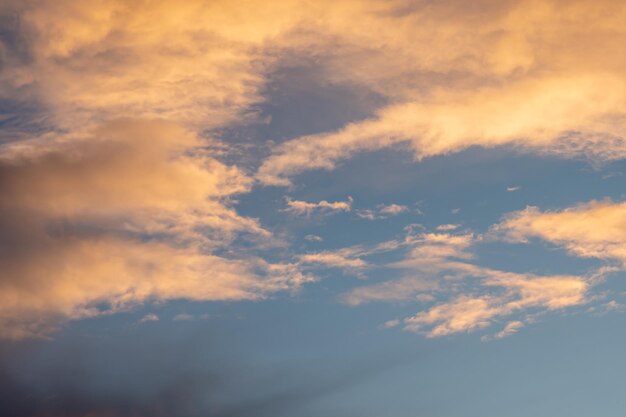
[173,313,195,321]
[138,313,159,324]
[436,224,460,231]
[283,197,353,216]
[381,319,400,329]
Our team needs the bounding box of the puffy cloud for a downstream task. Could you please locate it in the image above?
[494,200,626,265]
[283,196,352,216]
[0,120,309,339]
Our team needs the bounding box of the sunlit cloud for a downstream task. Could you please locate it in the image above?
[255,1,626,185]
[0,120,310,339]
[494,200,626,266]
[342,230,595,338]
[1,0,624,343]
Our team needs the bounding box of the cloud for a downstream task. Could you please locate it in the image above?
[258,75,626,185]
[172,313,195,321]
[138,313,159,324]
[494,199,626,265]
[357,203,409,220]
[435,224,460,231]
[0,120,310,339]
[507,186,521,192]
[381,319,400,329]
[342,231,593,337]
[0,0,301,134]
[254,0,626,185]
[298,251,368,276]
[482,320,525,341]
[283,196,352,216]
[304,234,323,242]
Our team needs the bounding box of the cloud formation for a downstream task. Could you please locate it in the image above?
[342,231,593,338]
[0,120,308,339]
[495,200,626,265]
[255,0,626,185]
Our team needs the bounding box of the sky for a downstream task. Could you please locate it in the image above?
[1,0,626,415]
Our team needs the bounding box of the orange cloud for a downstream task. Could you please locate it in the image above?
[0,120,309,339]
[341,231,591,338]
[494,200,626,265]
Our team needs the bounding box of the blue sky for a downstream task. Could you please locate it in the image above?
[1,1,626,416]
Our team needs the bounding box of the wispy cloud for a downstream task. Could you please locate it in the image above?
[342,229,597,338]
[357,203,409,220]
[138,313,159,324]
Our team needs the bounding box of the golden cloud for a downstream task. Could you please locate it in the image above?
[495,200,626,265]
[0,119,309,339]
[342,232,591,338]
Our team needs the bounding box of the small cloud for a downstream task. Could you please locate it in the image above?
[283,196,352,216]
[482,320,524,341]
[138,313,159,324]
[173,313,194,321]
[602,171,623,180]
[404,223,426,235]
[416,293,435,302]
[357,203,409,220]
[506,186,521,192]
[451,208,461,214]
[604,300,625,312]
[304,234,323,242]
[379,204,409,215]
[356,209,377,220]
[381,319,400,329]
[436,224,460,231]
[299,251,368,276]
